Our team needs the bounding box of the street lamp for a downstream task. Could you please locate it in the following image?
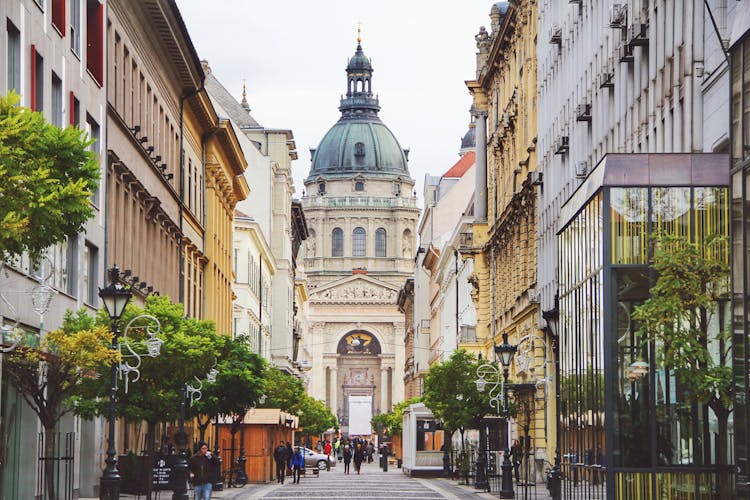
[99,267,133,500]
[495,333,516,500]
[172,377,204,500]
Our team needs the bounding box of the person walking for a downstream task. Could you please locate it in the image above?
[510,439,522,483]
[290,446,305,484]
[366,441,374,464]
[274,442,289,484]
[189,441,217,500]
[324,439,333,471]
[353,443,364,474]
[343,444,352,474]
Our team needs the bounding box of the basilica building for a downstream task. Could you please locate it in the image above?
[301,37,418,437]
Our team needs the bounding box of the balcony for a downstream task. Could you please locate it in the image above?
[303,195,418,209]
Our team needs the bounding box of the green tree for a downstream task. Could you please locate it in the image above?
[70,295,221,455]
[423,350,491,451]
[192,335,267,442]
[3,313,117,500]
[632,233,732,495]
[371,397,421,437]
[0,91,99,264]
[259,368,336,439]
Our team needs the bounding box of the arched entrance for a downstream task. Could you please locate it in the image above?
[334,331,389,438]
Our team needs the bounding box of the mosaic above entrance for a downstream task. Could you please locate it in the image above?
[337,331,381,355]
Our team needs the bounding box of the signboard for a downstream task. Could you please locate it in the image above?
[152,455,174,490]
[348,395,372,436]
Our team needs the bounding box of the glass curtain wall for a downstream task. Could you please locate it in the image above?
[559,192,605,499]
[559,186,730,500]
[731,33,750,495]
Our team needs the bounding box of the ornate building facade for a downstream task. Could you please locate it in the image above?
[302,38,418,436]
[465,0,553,482]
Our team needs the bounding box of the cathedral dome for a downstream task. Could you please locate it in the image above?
[309,119,409,179]
[307,41,410,181]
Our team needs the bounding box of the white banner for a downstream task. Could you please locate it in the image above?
[348,396,372,436]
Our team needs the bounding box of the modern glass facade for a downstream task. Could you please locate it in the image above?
[558,154,730,500]
[731,28,750,495]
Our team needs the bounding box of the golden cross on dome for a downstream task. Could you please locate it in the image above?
[357,21,362,44]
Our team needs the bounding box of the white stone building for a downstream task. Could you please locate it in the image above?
[301,39,418,436]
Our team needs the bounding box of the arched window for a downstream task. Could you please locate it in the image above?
[332,228,343,257]
[353,227,366,256]
[375,228,386,257]
[355,181,365,191]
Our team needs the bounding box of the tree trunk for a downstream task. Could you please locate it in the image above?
[43,425,57,500]
[714,406,730,499]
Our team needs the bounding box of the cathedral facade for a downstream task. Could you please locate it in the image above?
[301,38,418,437]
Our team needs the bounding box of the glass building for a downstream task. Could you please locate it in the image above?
[730,9,750,494]
[557,154,730,499]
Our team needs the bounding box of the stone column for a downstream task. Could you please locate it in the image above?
[380,366,389,412]
[330,366,338,415]
[474,110,488,221]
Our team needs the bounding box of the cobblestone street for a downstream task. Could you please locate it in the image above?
[198,457,552,500]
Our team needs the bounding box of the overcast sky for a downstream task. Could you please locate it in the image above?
[176,0,492,204]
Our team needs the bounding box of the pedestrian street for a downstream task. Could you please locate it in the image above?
[205,458,504,500]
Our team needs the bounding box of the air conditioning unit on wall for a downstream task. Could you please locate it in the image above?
[610,4,627,28]
[575,161,589,179]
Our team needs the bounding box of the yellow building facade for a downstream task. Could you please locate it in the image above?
[466,0,555,481]
[182,92,249,335]
[204,118,249,336]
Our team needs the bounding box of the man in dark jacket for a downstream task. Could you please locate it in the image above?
[189,441,217,500]
[274,442,289,483]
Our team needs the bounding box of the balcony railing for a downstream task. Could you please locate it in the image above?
[303,195,418,209]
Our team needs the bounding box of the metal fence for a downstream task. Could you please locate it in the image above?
[36,431,74,500]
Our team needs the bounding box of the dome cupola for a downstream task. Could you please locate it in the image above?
[307,35,410,182]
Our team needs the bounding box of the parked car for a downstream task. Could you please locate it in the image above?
[300,447,336,469]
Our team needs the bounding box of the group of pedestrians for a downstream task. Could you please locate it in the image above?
[274,441,306,485]
[338,437,376,475]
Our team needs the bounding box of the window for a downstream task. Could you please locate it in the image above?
[31,46,43,112]
[51,0,65,35]
[332,228,343,257]
[355,181,364,191]
[70,0,81,54]
[353,227,366,256]
[51,72,62,127]
[355,142,365,156]
[318,181,326,195]
[86,0,103,85]
[6,20,20,93]
[86,114,100,205]
[375,228,386,257]
[83,242,98,304]
[65,236,78,296]
[70,92,80,126]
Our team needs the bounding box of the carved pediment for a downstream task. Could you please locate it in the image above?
[310,275,400,304]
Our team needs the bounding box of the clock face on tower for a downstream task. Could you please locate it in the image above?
[337,331,381,355]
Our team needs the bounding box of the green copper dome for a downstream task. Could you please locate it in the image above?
[307,42,410,181]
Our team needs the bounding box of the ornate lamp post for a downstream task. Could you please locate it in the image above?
[495,333,517,499]
[99,267,133,500]
[172,377,205,499]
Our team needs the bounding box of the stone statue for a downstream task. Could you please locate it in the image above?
[475,26,490,53]
[402,233,412,257]
[307,237,316,256]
